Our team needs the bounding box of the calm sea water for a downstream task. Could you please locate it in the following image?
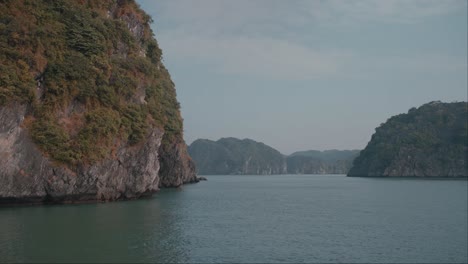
[0,175,467,263]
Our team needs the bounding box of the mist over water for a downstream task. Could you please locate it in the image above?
[1,175,467,263]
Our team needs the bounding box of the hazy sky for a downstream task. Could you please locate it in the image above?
[137,0,467,154]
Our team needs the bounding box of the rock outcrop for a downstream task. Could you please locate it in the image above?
[348,101,467,177]
[158,137,198,187]
[0,0,197,204]
[188,138,287,175]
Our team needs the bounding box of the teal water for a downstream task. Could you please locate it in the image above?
[0,175,467,263]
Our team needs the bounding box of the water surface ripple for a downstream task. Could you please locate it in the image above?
[1,175,467,263]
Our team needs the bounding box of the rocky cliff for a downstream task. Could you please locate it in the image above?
[348,101,467,177]
[0,0,197,204]
[188,138,287,175]
[287,150,360,174]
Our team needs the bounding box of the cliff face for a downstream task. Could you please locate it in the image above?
[0,103,163,203]
[188,138,287,175]
[158,136,198,187]
[348,102,467,177]
[0,0,197,204]
[287,150,359,174]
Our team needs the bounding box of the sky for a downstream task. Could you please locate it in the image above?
[137,0,467,155]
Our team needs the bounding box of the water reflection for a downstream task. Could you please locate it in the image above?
[1,176,467,263]
[0,190,190,263]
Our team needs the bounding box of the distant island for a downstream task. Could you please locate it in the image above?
[288,150,360,174]
[348,101,467,177]
[189,101,467,177]
[188,138,359,175]
[188,138,287,175]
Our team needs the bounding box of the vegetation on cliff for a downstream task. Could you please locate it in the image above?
[0,0,184,166]
[348,101,467,177]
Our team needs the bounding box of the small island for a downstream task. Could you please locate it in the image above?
[348,101,467,177]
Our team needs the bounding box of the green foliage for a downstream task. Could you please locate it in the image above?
[43,52,98,107]
[0,12,36,105]
[30,118,75,164]
[65,10,106,56]
[0,0,185,166]
[350,102,468,175]
[0,62,35,105]
[75,108,121,162]
[146,39,162,64]
[121,104,149,144]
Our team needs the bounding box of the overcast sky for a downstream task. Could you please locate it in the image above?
[137,0,467,154]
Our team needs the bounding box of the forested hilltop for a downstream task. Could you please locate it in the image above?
[188,138,358,175]
[348,101,467,177]
[0,0,197,204]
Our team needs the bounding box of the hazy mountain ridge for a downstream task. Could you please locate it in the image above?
[188,138,359,175]
[287,150,360,174]
[290,149,360,161]
[348,101,467,177]
[188,137,287,175]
